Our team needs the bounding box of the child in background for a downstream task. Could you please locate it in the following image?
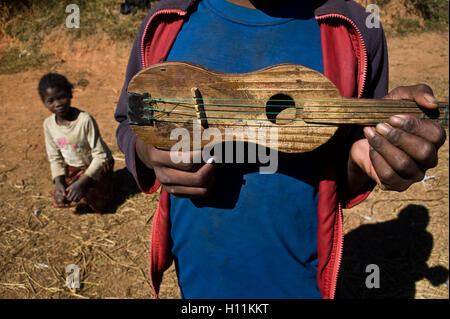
[40,73,114,212]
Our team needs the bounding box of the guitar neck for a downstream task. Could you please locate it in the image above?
[302,98,449,126]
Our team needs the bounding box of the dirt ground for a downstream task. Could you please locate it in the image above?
[0,27,448,298]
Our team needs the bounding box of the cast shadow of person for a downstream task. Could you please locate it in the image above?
[74,167,140,214]
[336,204,449,298]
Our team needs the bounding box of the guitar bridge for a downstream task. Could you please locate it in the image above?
[192,87,208,129]
[127,91,154,126]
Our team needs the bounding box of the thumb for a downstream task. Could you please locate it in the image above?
[385,84,438,109]
[411,84,438,109]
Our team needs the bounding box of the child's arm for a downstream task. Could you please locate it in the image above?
[44,120,68,201]
[44,121,67,180]
[83,114,111,181]
[347,84,446,194]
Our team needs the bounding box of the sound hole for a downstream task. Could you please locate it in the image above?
[266,94,297,125]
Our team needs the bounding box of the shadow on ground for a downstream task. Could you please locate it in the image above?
[74,167,141,215]
[104,167,141,214]
[337,204,449,298]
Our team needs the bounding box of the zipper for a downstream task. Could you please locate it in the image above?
[139,8,187,299]
[133,138,162,298]
[148,188,170,299]
[315,13,368,298]
[140,9,187,69]
[316,13,369,98]
[149,207,158,298]
[329,202,344,299]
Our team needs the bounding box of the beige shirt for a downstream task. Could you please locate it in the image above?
[43,109,112,181]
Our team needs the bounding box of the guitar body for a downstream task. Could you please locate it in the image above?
[127,61,341,153]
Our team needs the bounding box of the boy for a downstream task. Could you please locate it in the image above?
[40,73,114,213]
[115,0,446,298]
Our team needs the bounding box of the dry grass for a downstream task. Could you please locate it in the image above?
[0,167,164,298]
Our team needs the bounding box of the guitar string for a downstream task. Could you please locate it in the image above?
[142,106,430,116]
[141,115,443,123]
[138,118,363,127]
[141,105,446,122]
[143,99,422,108]
[141,99,448,113]
[143,97,449,107]
[144,97,447,104]
[140,110,446,122]
[137,99,448,124]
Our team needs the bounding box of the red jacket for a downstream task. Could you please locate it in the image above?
[114,0,389,299]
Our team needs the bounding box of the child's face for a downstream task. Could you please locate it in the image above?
[42,87,72,117]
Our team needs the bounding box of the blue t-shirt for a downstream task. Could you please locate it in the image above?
[166,0,323,299]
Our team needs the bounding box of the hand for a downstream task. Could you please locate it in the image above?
[136,138,215,198]
[54,177,68,203]
[348,84,446,192]
[65,175,91,202]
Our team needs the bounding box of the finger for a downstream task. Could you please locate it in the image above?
[137,140,204,172]
[410,84,438,109]
[365,126,425,181]
[156,162,215,187]
[66,191,74,202]
[65,186,77,202]
[375,122,438,168]
[69,190,81,202]
[368,146,413,192]
[389,115,446,148]
[152,148,204,171]
[162,185,213,198]
[384,84,438,109]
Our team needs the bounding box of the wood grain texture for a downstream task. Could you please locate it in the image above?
[127,61,448,153]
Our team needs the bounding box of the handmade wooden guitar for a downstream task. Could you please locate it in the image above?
[126,61,448,153]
